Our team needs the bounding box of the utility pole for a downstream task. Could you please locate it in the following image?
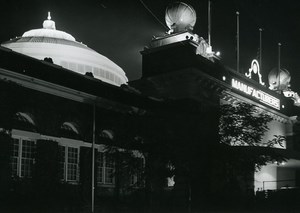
[91,104,96,213]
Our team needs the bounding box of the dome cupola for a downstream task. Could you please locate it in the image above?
[1,12,128,86]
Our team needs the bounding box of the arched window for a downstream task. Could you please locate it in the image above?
[100,129,114,140]
[13,112,36,132]
[61,122,79,134]
[15,112,36,126]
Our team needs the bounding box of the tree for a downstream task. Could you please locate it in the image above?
[216,102,286,209]
[220,102,273,146]
[219,102,286,169]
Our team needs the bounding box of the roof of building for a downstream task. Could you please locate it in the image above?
[0,45,162,111]
[2,36,92,51]
[1,12,128,86]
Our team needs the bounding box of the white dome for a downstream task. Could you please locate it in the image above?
[1,13,128,86]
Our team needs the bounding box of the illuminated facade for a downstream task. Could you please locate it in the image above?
[0,14,140,209]
[1,13,128,86]
[134,2,300,193]
[1,4,300,212]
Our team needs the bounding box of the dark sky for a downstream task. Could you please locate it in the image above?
[1,0,300,92]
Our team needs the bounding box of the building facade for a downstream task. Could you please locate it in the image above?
[1,4,300,212]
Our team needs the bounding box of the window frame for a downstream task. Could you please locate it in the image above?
[59,145,80,183]
[11,136,36,178]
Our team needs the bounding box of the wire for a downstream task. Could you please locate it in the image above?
[139,0,168,30]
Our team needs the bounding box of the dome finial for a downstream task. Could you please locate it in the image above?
[47,11,51,20]
[43,11,56,30]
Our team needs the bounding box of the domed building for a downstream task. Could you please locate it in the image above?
[2,4,300,213]
[1,12,128,86]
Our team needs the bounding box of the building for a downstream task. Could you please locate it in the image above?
[0,13,150,212]
[1,2,300,212]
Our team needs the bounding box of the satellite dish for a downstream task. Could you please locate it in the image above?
[165,2,197,34]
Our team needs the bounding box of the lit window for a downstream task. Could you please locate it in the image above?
[100,69,104,77]
[59,145,79,182]
[61,61,68,69]
[78,64,85,73]
[69,63,76,71]
[97,153,115,185]
[93,67,100,76]
[109,73,114,81]
[105,71,109,79]
[11,138,36,178]
[67,147,78,181]
[85,65,92,73]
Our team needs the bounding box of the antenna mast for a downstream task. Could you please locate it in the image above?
[278,42,281,90]
[208,0,211,47]
[259,28,262,71]
[236,11,240,73]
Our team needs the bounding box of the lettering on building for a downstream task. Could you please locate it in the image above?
[231,78,280,110]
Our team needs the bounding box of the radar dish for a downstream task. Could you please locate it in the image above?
[165,2,197,34]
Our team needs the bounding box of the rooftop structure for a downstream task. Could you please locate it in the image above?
[1,12,128,86]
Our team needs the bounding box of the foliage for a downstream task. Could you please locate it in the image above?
[219,102,286,170]
[220,102,276,146]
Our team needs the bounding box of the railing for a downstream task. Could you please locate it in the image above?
[262,179,296,191]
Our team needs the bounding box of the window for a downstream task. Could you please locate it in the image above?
[69,63,76,71]
[59,145,79,182]
[97,153,115,185]
[61,61,68,69]
[130,158,144,187]
[11,138,36,178]
[67,147,78,181]
[11,139,19,177]
[61,122,79,134]
[85,65,92,73]
[59,145,65,180]
[78,64,85,74]
[105,155,114,184]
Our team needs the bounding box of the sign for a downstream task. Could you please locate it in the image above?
[231,78,280,110]
[245,59,265,86]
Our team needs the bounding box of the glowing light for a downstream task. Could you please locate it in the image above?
[282,105,285,109]
[231,78,280,110]
[222,76,226,81]
[47,11,51,20]
[165,2,196,33]
[216,51,221,56]
[245,59,265,86]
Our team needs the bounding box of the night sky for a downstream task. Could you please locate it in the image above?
[1,0,300,92]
